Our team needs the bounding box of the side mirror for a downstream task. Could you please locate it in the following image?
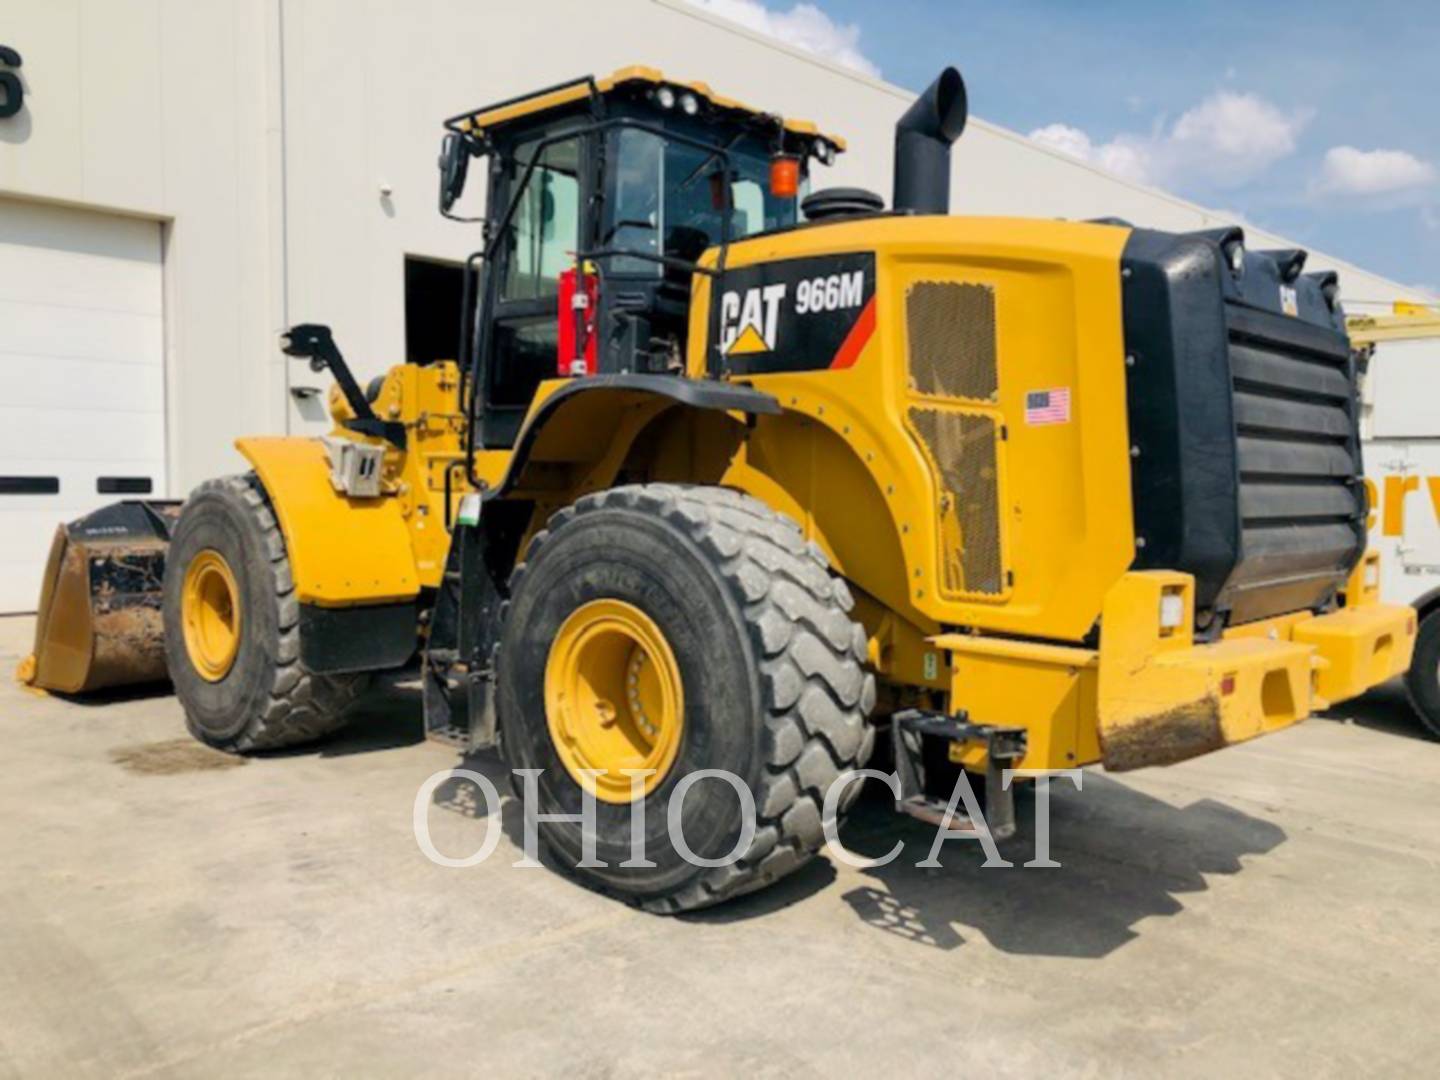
[438,132,471,213]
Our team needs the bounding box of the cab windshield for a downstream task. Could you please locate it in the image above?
[604,127,798,275]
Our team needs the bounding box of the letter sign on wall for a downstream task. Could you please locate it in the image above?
[0,46,23,120]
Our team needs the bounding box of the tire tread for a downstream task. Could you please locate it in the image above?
[512,483,875,913]
[180,474,366,752]
[1403,609,1440,741]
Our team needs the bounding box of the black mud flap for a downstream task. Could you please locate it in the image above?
[298,602,418,675]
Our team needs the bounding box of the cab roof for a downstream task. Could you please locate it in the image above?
[448,65,847,152]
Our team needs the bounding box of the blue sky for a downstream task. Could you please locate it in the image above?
[686,0,1439,293]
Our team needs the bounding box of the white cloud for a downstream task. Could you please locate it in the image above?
[1170,93,1304,168]
[1028,91,1309,190]
[1026,123,1152,185]
[683,0,880,78]
[1026,123,1092,161]
[1318,146,1437,196]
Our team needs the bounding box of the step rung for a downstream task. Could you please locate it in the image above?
[898,795,984,831]
[426,723,470,747]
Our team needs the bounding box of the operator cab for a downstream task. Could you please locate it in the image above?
[439,67,845,447]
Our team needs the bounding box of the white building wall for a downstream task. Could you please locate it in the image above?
[0,0,290,492]
[1,0,1433,504]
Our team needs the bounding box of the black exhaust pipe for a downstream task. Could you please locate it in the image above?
[893,67,968,215]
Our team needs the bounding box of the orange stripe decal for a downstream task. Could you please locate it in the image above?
[830,296,877,370]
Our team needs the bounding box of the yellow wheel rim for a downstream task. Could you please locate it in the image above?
[544,599,685,804]
[181,549,242,682]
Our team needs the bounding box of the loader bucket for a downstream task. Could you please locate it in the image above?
[19,501,182,694]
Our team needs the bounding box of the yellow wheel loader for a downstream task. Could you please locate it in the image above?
[24,65,1417,911]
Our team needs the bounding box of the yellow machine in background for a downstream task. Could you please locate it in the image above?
[23,65,1415,912]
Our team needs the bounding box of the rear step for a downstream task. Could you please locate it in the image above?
[890,709,1026,839]
[422,660,498,750]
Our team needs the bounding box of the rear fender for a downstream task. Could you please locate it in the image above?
[492,375,781,498]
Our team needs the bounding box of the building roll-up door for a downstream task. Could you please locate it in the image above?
[0,198,166,613]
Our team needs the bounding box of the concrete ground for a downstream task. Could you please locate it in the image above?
[3,613,1439,1078]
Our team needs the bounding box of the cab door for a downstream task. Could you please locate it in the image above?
[479,131,589,448]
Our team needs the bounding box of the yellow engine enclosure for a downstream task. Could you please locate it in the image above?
[686,215,1139,647]
[242,214,1415,774]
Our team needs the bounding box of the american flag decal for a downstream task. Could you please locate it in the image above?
[1024,387,1071,425]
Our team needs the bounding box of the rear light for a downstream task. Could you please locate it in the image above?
[1159,591,1185,631]
[1220,674,1236,696]
[770,155,800,198]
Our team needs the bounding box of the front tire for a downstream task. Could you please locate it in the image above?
[162,474,367,752]
[1404,609,1440,740]
[497,484,876,913]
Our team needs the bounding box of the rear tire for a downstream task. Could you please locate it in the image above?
[1403,609,1440,740]
[163,473,367,752]
[497,483,876,914]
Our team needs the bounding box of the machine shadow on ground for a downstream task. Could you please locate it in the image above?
[809,775,1288,957]
[411,674,1288,956]
[45,680,175,707]
[68,668,1296,950]
[263,677,429,759]
[1315,682,1435,743]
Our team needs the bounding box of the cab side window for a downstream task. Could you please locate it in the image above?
[487,134,583,425]
[501,138,581,302]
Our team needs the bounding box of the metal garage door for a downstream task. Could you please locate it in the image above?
[0,198,165,613]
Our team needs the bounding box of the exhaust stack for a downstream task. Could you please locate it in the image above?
[893,67,968,215]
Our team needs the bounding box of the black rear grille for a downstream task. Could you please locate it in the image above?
[1223,305,1364,622]
[1120,227,1364,629]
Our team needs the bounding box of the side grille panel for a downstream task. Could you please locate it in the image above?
[1240,522,1359,575]
[1120,228,1362,626]
[1225,306,1363,622]
[907,408,1005,596]
[905,281,998,401]
[1230,343,1353,400]
[1239,482,1358,521]
[1234,437,1354,478]
[1232,392,1353,440]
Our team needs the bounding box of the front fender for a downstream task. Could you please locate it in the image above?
[236,437,421,607]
